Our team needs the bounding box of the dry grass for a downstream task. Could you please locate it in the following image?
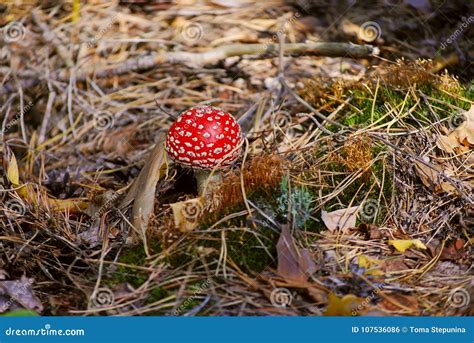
[0,0,472,317]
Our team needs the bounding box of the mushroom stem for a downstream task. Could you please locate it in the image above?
[194,169,222,196]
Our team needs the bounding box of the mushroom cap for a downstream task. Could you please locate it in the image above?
[165,106,242,169]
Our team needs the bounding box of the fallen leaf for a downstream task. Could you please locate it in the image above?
[414,161,456,193]
[437,105,474,152]
[0,276,43,314]
[276,224,317,283]
[0,309,39,316]
[440,239,467,261]
[121,132,167,243]
[436,134,459,153]
[378,293,419,313]
[357,223,383,240]
[388,239,427,253]
[357,255,384,276]
[324,293,364,316]
[6,153,19,186]
[321,206,359,231]
[382,258,408,273]
[454,105,474,146]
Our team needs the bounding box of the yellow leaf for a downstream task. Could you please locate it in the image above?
[389,239,427,253]
[324,293,364,316]
[7,154,20,186]
[358,254,371,269]
[412,239,427,250]
[357,255,384,276]
[72,0,80,22]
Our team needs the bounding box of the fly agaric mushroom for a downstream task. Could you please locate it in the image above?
[165,105,242,194]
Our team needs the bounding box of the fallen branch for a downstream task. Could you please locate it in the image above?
[1,42,377,93]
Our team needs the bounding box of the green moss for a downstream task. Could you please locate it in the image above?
[146,286,169,305]
[313,79,471,129]
[106,240,161,289]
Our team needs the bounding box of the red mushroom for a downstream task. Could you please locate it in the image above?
[165,105,242,194]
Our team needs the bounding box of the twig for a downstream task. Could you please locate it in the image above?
[73,42,375,81]
[32,9,74,68]
[0,42,376,94]
[38,90,55,144]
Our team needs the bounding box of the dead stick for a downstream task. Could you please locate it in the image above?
[63,42,377,81]
[1,42,376,93]
[32,9,74,68]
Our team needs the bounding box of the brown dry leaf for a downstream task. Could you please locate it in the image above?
[436,134,459,153]
[357,223,383,240]
[454,105,474,146]
[440,239,467,261]
[438,105,474,153]
[378,293,419,313]
[102,125,136,155]
[276,224,317,283]
[414,161,455,193]
[122,133,167,241]
[0,276,43,313]
[321,206,359,231]
[382,258,409,273]
[170,197,204,233]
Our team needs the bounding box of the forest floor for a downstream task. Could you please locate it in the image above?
[0,0,472,316]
